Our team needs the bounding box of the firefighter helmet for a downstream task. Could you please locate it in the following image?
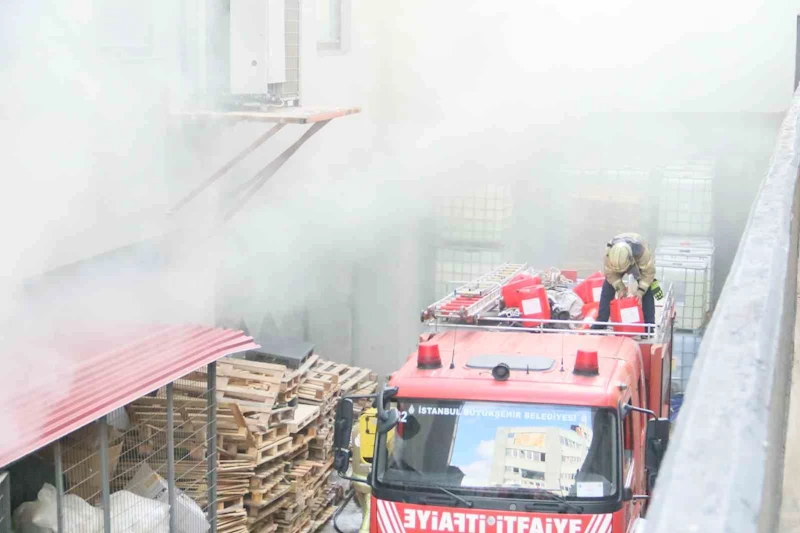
[608,242,634,273]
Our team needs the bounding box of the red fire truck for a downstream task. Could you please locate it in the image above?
[334,264,675,533]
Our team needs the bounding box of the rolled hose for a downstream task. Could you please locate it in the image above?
[333,488,356,533]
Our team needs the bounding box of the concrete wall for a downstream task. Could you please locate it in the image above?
[645,94,800,532]
[0,1,184,281]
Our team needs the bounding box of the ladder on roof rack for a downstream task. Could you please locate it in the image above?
[421,263,528,322]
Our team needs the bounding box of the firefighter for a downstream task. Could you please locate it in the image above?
[591,233,657,330]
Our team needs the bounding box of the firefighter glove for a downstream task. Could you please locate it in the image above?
[651,279,664,301]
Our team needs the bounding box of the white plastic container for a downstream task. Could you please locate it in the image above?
[658,165,714,236]
[656,254,712,331]
[656,237,715,327]
[671,331,702,394]
[656,235,714,252]
[437,184,513,245]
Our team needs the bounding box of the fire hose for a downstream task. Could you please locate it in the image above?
[333,489,356,533]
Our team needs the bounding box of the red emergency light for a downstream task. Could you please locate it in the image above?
[417,342,442,369]
[574,350,599,376]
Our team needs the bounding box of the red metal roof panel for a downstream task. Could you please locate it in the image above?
[0,324,259,468]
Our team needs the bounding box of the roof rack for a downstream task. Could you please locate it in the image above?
[420,263,528,322]
[421,266,676,344]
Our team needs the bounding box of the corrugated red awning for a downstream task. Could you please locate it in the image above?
[0,324,259,468]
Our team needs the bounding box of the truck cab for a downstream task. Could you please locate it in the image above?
[334,265,674,533]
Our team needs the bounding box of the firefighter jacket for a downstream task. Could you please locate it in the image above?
[603,232,656,295]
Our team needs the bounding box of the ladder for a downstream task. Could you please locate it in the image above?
[421,263,528,322]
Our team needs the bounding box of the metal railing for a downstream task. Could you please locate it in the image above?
[644,90,800,531]
[427,286,676,343]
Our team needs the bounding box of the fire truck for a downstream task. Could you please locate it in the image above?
[333,264,675,533]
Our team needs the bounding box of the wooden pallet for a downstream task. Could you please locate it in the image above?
[218,507,249,533]
[220,358,287,381]
[287,404,321,433]
[246,483,293,515]
[247,423,290,449]
[250,515,280,533]
[277,500,312,533]
[239,435,294,465]
[179,354,379,533]
[246,406,296,433]
[247,497,291,526]
[217,361,285,385]
[247,481,293,507]
[311,505,337,533]
[250,461,290,491]
[218,381,279,405]
[217,495,246,511]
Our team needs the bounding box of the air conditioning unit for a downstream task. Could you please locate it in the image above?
[230,0,286,95]
[179,0,300,106]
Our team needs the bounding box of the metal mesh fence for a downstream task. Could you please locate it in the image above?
[434,248,504,298]
[21,363,220,533]
[657,163,714,236]
[6,354,357,533]
[655,254,713,331]
[671,331,702,395]
[0,472,9,533]
[436,183,513,246]
[122,376,221,533]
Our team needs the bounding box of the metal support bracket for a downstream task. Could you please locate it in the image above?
[54,440,65,533]
[222,120,329,221]
[168,118,331,223]
[99,417,111,533]
[206,362,218,533]
[169,124,285,215]
[167,383,177,533]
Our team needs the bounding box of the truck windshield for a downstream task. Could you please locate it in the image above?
[377,400,618,499]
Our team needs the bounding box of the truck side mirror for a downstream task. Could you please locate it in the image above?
[375,382,400,433]
[333,398,355,474]
[645,418,670,473]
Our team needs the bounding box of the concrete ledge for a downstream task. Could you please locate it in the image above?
[645,95,800,531]
[778,271,800,531]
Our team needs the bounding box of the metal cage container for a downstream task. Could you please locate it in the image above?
[11,363,223,533]
[557,168,654,275]
[436,184,514,247]
[435,247,505,299]
[655,237,715,331]
[671,331,703,395]
[657,163,714,237]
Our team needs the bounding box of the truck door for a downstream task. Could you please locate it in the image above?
[622,397,635,526]
[623,390,645,523]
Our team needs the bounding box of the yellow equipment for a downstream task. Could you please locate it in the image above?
[357,408,395,463]
[358,408,378,463]
[349,408,396,533]
[351,409,377,533]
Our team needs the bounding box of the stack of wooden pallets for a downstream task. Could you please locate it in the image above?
[121,355,378,533]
